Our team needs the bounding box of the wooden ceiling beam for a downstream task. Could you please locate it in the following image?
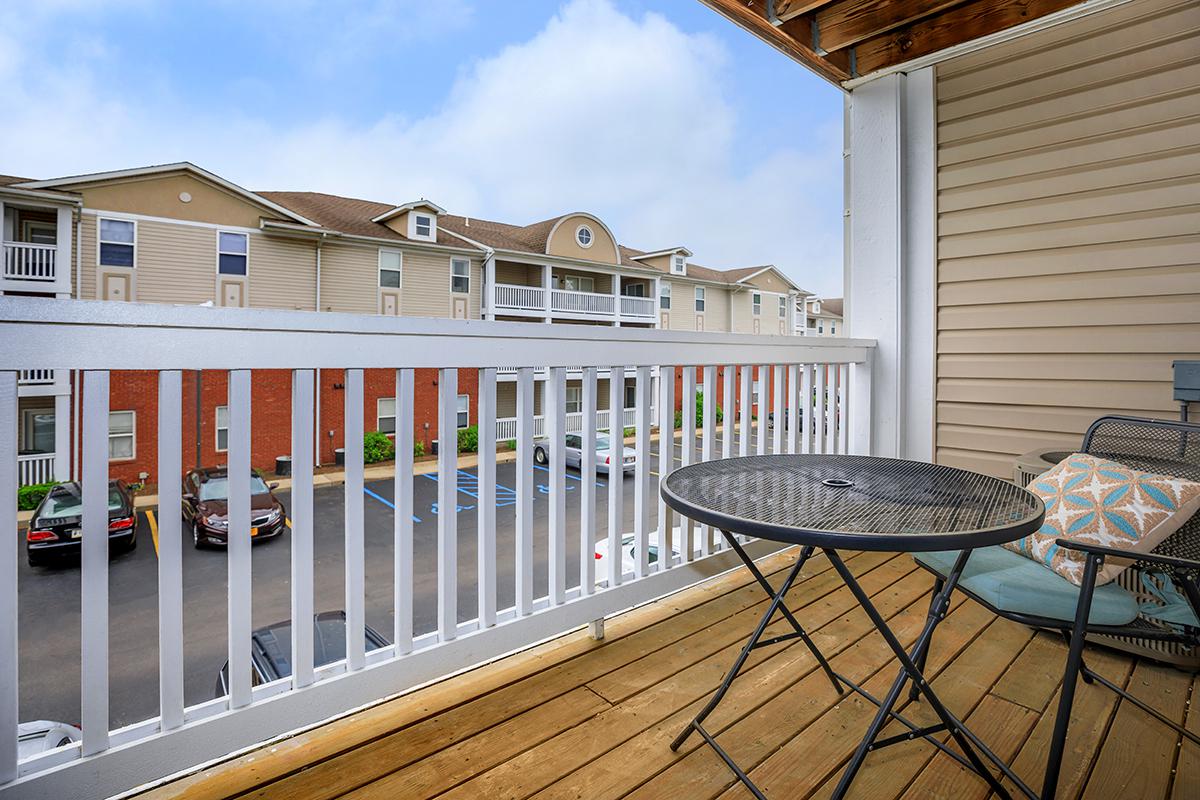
[773,0,834,24]
[698,0,850,84]
[815,0,969,53]
[853,0,1087,75]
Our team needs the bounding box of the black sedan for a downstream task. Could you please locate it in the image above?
[25,480,137,567]
[182,466,287,549]
[215,611,389,697]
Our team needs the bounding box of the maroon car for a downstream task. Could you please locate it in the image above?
[182,467,287,549]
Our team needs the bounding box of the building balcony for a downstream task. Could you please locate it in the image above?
[17,369,68,397]
[1,241,68,294]
[491,283,656,323]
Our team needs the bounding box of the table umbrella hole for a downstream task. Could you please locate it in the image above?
[822,478,855,488]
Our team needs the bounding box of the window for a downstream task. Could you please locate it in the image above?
[625,384,636,410]
[671,255,686,275]
[659,282,671,310]
[217,232,248,276]
[565,434,582,449]
[575,225,593,248]
[379,249,402,288]
[414,214,432,238]
[109,410,135,460]
[377,397,396,434]
[563,275,594,292]
[451,257,470,294]
[23,221,56,245]
[818,320,824,335]
[566,386,582,414]
[830,322,837,335]
[694,286,705,312]
[752,292,762,316]
[456,395,470,429]
[779,296,787,317]
[213,406,230,452]
[622,282,646,297]
[21,409,55,453]
[99,218,135,267]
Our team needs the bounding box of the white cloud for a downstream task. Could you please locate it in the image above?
[0,0,843,296]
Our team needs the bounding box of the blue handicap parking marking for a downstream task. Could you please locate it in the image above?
[430,502,476,515]
[533,463,603,489]
[363,486,421,523]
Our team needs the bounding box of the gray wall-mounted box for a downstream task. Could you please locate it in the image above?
[1174,360,1200,403]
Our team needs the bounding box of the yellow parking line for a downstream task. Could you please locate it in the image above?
[146,509,159,556]
[286,518,292,529]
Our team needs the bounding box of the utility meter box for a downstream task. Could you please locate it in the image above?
[1174,360,1200,403]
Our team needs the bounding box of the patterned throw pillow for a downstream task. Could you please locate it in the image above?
[1004,453,1200,586]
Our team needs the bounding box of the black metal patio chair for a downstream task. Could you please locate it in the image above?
[913,415,1200,800]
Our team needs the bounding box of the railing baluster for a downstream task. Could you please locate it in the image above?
[756,365,768,455]
[815,364,828,455]
[657,365,675,570]
[344,369,366,669]
[0,372,17,782]
[547,367,567,604]
[772,364,785,454]
[787,364,800,454]
[437,368,458,641]
[227,369,252,709]
[394,369,415,652]
[291,369,315,686]
[580,368,598,592]
[515,368,534,614]
[722,365,734,460]
[681,366,696,562]
[634,366,652,578]
[81,371,110,753]
[157,371,184,727]
[607,366,624,586]
[701,365,716,556]
[739,365,751,457]
[477,368,497,627]
[839,363,850,456]
[801,363,814,454]
[827,363,840,455]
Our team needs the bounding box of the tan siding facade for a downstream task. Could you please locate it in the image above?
[934,0,1200,478]
[250,236,317,311]
[319,242,377,314]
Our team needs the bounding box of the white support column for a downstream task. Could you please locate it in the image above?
[55,205,73,295]
[611,273,621,327]
[786,290,799,336]
[483,254,496,320]
[542,263,553,323]
[845,68,935,461]
[53,391,70,480]
[653,277,662,328]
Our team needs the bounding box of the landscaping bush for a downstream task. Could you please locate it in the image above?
[18,482,57,511]
[457,425,479,453]
[363,431,395,464]
[674,392,722,429]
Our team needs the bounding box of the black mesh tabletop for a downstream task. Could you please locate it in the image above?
[661,454,1045,552]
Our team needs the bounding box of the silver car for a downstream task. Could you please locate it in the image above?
[533,432,636,475]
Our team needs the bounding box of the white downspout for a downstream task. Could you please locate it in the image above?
[314,235,324,466]
[73,210,83,480]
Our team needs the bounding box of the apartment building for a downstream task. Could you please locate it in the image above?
[805,296,843,337]
[0,162,810,484]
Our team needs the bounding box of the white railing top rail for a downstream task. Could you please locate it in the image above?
[0,298,875,371]
[1,242,57,251]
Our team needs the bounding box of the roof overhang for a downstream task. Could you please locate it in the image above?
[370,199,448,223]
[732,265,811,294]
[0,184,83,206]
[15,162,318,227]
[630,246,694,261]
[696,0,1124,89]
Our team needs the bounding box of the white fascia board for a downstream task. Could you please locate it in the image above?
[629,246,694,260]
[0,185,83,205]
[370,199,448,223]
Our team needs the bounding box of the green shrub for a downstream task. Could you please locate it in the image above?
[363,431,395,464]
[18,482,57,511]
[457,425,479,453]
[413,441,426,458]
[674,392,722,429]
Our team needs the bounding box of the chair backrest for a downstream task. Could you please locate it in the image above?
[1082,415,1200,562]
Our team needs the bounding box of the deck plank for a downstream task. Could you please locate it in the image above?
[1170,673,1199,800]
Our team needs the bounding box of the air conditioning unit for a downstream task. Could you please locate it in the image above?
[1012,448,1073,486]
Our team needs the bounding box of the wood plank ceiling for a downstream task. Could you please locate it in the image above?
[697,0,1091,86]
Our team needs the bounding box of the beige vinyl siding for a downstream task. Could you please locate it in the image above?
[80,214,215,304]
[402,251,482,319]
[496,261,539,286]
[320,242,376,314]
[249,236,316,311]
[934,0,1200,479]
[78,215,96,299]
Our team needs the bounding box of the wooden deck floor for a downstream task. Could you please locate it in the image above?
[139,548,1199,800]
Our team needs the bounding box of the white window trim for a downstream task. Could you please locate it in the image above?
[21,408,55,452]
[671,255,686,275]
[109,410,136,462]
[565,386,582,415]
[408,212,437,242]
[779,296,787,317]
[215,405,229,453]
[22,220,57,245]
[377,397,397,435]
[456,394,470,429]
[752,292,762,316]
[379,248,403,288]
[562,274,595,293]
[694,286,705,313]
[97,217,137,268]
[450,256,470,295]
[215,230,250,277]
[659,281,671,310]
[575,224,594,249]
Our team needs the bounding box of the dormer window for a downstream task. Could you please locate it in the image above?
[575,225,594,248]
[412,213,434,241]
[671,255,686,275]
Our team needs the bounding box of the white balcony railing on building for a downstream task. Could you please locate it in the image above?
[0,297,874,800]
[551,288,615,316]
[620,295,655,318]
[16,453,55,486]
[492,283,545,312]
[495,406,641,441]
[17,370,54,386]
[2,242,57,282]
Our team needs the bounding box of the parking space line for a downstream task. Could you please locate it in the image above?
[364,486,422,523]
[146,509,159,556]
[533,463,605,488]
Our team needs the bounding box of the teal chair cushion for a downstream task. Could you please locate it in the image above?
[914,546,1139,626]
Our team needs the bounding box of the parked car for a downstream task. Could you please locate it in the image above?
[533,432,636,475]
[25,480,137,567]
[183,467,287,549]
[215,611,389,698]
[593,532,682,582]
[18,720,81,759]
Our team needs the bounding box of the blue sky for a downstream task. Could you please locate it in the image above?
[0,0,844,295]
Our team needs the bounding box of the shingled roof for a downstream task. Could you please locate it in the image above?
[257,191,465,247]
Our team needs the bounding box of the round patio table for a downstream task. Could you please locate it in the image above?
[661,454,1044,800]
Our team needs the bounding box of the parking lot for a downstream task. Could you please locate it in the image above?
[17,435,743,730]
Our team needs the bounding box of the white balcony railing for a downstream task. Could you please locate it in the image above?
[2,242,57,282]
[17,453,55,486]
[0,297,873,799]
[620,295,655,318]
[551,288,615,315]
[492,283,545,312]
[495,406,640,441]
[17,369,54,386]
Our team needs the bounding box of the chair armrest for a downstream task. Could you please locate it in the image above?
[1053,539,1200,572]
